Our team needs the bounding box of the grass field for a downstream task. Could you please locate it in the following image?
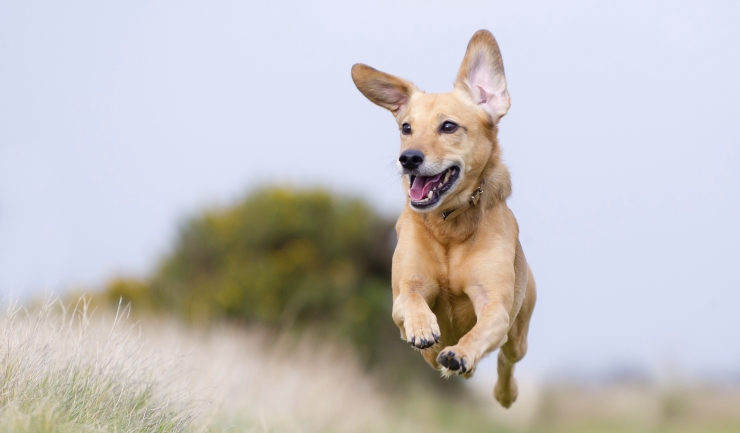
[1,297,738,433]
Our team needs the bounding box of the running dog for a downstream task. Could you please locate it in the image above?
[351,30,536,408]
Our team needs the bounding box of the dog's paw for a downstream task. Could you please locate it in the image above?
[403,311,440,350]
[436,347,476,377]
[494,377,519,408]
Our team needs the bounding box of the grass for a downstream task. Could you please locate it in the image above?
[0,296,400,433]
[1,297,739,433]
[0,297,201,433]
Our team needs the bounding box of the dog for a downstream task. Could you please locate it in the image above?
[351,30,536,408]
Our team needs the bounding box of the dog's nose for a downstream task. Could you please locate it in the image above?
[399,150,424,170]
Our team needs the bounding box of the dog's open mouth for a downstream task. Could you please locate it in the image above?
[408,166,460,209]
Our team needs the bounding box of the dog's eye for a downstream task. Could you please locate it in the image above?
[401,123,412,135]
[440,121,459,134]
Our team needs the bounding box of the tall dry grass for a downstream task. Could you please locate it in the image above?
[0,297,201,432]
[0,297,397,433]
[4,296,737,433]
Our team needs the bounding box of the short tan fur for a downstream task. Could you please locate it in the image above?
[351,30,536,408]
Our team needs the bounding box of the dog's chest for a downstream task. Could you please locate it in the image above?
[433,244,476,296]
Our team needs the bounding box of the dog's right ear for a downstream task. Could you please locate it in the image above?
[351,64,416,117]
[455,30,510,121]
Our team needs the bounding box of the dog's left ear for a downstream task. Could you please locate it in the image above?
[351,64,417,117]
[455,30,510,121]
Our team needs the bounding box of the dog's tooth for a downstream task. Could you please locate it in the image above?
[444,171,451,183]
[427,190,433,199]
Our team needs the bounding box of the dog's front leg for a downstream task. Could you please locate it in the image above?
[436,255,514,377]
[391,220,441,350]
[392,280,440,350]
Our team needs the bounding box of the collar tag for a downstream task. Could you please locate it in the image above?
[441,179,485,221]
[470,184,484,206]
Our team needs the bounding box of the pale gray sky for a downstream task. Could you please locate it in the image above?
[1,0,739,378]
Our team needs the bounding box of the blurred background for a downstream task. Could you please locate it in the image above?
[1,0,740,431]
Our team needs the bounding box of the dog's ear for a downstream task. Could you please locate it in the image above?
[455,30,510,120]
[352,64,416,116]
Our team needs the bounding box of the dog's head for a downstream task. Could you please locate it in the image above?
[352,30,510,213]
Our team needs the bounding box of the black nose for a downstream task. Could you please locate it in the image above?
[399,150,424,170]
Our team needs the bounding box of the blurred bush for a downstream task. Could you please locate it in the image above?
[102,187,441,382]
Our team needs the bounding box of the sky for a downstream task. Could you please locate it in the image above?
[1,0,739,379]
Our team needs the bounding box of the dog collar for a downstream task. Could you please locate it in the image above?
[441,179,485,221]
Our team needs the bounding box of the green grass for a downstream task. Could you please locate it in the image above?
[0,298,201,433]
[2,297,739,433]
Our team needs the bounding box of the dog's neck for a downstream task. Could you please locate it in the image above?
[415,152,512,245]
[440,178,486,221]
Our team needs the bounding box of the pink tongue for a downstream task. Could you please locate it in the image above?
[409,173,444,201]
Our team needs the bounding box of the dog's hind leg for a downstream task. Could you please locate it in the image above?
[494,265,536,408]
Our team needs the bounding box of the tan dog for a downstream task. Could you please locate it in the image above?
[351,30,536,408]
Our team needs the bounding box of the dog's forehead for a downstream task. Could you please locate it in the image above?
[405,91,476,125]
